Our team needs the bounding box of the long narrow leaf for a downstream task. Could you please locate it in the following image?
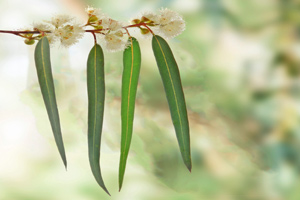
[152,35,192,171]
[87,43,110,195]
[34,37,67,168]
[119,37,141,190]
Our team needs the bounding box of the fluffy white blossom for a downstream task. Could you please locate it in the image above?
[158,8,182,25]
[135,8,185,39]
[45,15,73,28]
[159,19,185,39]
[32,23,52,32]
[46,33,58,44]
[85,6,102,17]
[157,8,185,39]
[98,16,124,32]
[93,14,127,52]
[141,11,159,23]
[54,23,84,47]
[102,31,128,52]
[39,15,84,47]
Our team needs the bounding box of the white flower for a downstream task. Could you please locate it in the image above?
[151,8,185,39]
[54,23,84,47]
[101,17,123,31]
[141,11,159,23]
[45,14,73,28]
[45,33,58,44]
[134,8,185,39]
[103,31,128,52]
[159,19,185,39]
[85,6,102,16]
[158,8,182,25]
[42,14,84,47]
[31,23,56,44]
[33,22,52,31]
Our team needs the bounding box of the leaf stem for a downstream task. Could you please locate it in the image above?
[91,32,97,44]
[124,28,131,37]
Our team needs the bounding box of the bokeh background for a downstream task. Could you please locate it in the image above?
[0,0,300,199]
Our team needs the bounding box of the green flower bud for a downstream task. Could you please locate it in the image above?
[140,28,150,34]
[131,19,141,24]
[24,38,35,45]
[141,16,151,23]
[94,25,103,30]
[89,15,98,23]
[147,22,156,26]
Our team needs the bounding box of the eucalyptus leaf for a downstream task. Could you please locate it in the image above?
[34,37,67,168]
[119,37,141,190]
[152,35,192,171]
[87,43,110,195]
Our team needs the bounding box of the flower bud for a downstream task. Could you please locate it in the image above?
[147,22,156,26]
[131,19,141,24]
[94,25,103,30]
[140,27,150,34]
[24,38,35,45]
[141,16,151,23]
[89,15,98,23]
[115,30,123,37]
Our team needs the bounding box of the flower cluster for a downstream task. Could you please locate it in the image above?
[133,8,185,39]
[85,7,129,52]
[34,15,84,47]
[23,7,185,51]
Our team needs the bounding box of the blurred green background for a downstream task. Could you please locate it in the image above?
[0,0,300,199]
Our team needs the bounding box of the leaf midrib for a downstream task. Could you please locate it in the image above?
[41,39,58,136]
[154,36,186,153]
[92,45,98,172]
[122,37,134,158]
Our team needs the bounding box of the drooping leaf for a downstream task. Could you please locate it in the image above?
[119,37,141,190]
[34,37,67,168]
[87,43,110,195]
[152,35,192,171]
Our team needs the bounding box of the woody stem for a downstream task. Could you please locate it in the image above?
[0,22,154,38]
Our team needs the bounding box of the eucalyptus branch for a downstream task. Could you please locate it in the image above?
[0,23,151,35]
[0,7,184,50]
[0,6,191,196]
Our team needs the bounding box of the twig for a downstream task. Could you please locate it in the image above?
[91,32,97,44]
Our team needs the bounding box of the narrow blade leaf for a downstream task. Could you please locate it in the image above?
[119,37,141,190]
[152,35,192,171]
[34,37,67,168]
[87,44,110,195]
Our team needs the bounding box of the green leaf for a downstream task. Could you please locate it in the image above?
[152,35,192,171]
[34,37,67,168]
[87,43,110,195]
[119,37,142,190]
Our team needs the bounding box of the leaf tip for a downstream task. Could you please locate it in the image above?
[119,182,123,192]
[103,187,111,196]
[188,166,192,173]
[119,178,124,192]
[62,156,67,170]
[64,164,67,171]
[185,159,192,173]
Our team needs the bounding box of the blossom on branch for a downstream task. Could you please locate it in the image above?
[22,7,185,49]
[103,31,128,52]
[32,15,84,47]
[135,8,185,39]
[84,7,128,52]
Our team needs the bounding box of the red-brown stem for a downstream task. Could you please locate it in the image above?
[0,30,51,34]
[0,22,154,38]
[91,32,97,44]
[124,28,131,37]
[142,24,154,35]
